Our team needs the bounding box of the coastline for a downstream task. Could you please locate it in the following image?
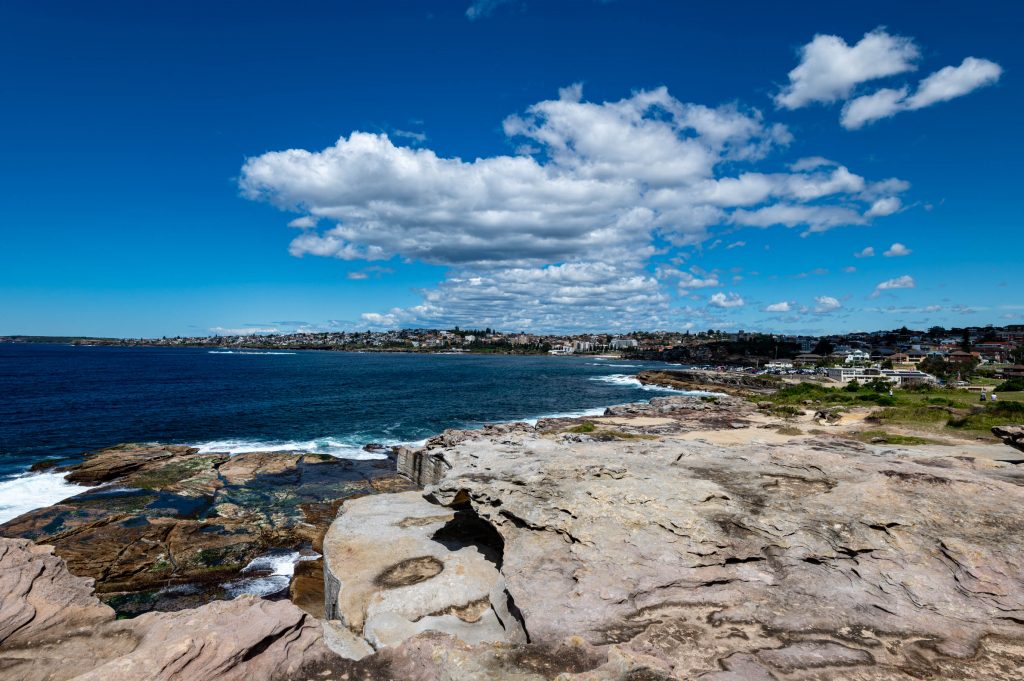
[0,369,718,622]
[4,389,1021,679]
[0,372,702,526]
[0,338,617,357]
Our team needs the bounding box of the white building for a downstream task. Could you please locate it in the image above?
[844,349,871,364]
[610,338,638,350]
[826,367,937,386]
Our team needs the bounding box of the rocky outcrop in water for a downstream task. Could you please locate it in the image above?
[0,443,412,615]
[323,396,1024,679]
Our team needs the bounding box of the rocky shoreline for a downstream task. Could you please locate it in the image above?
[0,443,412,616]
[636,368,783,395]
[2,392,1024,679]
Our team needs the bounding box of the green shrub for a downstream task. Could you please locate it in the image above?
[995,377,1024,392]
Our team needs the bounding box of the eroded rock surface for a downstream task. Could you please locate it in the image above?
[0,537,331,681]
[325,395,1024,679]
[322,490,526,659]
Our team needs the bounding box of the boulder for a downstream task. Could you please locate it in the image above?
[322,490,526,658]
[993,424,1024,453]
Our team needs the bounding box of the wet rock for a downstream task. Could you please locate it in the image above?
[0,444,413,612]
[63,443,202,485]
[289,557,325,618]
[27,458,65,473]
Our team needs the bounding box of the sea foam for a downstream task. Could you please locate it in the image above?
[589,373,715,395]
[208,350,297,355]
[190,437,389,460]
[222,550,320,598]
[0,472,90,524]
[520,406,609,425]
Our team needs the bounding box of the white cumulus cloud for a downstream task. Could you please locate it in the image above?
[658,268,721,290]
[776,29,919,109]
[884,242,912,257]
[866,197,902,218]
[854,246,875,258]
[764,301,791,313]
[814,296,842,313]
[241,86,907,330]
[777,29,1002,130]
[709,292,745,308]
[871,274,916,298]
[840,57,1002,129]
[907,57,1003,109]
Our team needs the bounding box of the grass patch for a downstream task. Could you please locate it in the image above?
[873,405,953,425]
[850,430,938,445]
[947,401,1024,431]
[593,430,658,441]
[775,425,803,436]
[763,382,899,408]
[564,421,656,440]
[769,405,804,418]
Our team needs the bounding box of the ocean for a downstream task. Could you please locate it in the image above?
[0,343,694,522]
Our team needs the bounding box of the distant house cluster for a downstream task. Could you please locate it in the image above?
[4,325,1020,384]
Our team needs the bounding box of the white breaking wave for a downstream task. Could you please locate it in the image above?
[208,350,296,355]
[190,437,389,460]
[520,406,609,426]
[0,472,90,524]
[223,551,320,599]
[590,373,716,395]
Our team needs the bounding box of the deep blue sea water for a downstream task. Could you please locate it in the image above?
[0,343,692,520]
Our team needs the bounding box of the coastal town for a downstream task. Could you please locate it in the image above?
[5,323,1022,387]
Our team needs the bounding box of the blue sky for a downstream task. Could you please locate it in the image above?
[0,0,1020,337]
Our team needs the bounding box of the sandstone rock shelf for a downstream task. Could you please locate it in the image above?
[323,394,1024,679]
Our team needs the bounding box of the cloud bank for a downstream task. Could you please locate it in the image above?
[241,86,906,331]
